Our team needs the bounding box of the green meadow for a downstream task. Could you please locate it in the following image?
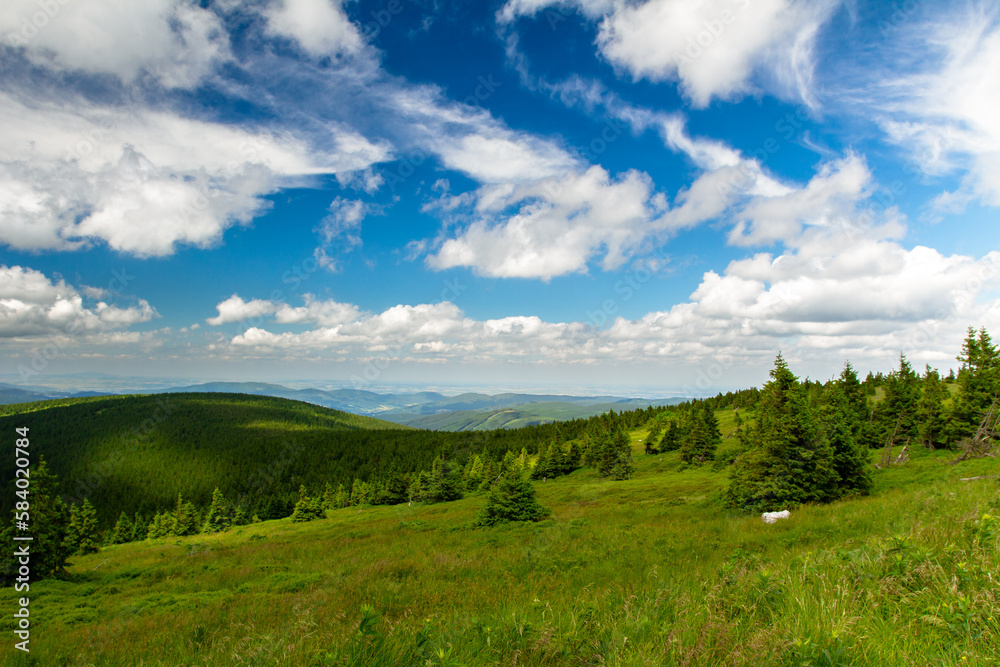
[2,425,997,666]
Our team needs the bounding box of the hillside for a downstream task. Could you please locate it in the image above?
[382,400,676,430]
[0,392,619,528]
[1,427,996,666]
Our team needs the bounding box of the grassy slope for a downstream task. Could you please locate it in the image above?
[384,401,637,431]
[0,393,413,525]
[1,419,997,666]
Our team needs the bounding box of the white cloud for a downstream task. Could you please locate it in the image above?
[0,0,229,88]
[875,6,1000,209]
[314,198,373,271]
[263,0,363,58]
[429,166,661,279]
[206,295,279,326]
[218,240,1000,375]
[499,0,837,107]
[0,91,390,256]
[0,265,158,337]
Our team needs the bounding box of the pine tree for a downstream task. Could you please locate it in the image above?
[948,327,1000,442]
[917,366,949,449]
[425,457,464,503]
[473,470,551,527]
[333,483,349,509]
[874,353,920,446]
[110,511,133,545]
[131,513,147,542]
[203,487,233,533]
[658,418,681,452]
[171,494,199,536]
[73,500,100,555]
[725,354,838,512]
[680,405,720,465]
[2,457,74,584]
[465,454,484,490]
[609,426,635,480]
[531,445,551,480]
[292,485,323,522]
[321,482,336,510]
[822,383,874,497]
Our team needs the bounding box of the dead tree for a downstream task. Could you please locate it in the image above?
[951,397,999,464]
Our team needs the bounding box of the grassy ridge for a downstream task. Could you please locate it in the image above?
[1,426,997,666]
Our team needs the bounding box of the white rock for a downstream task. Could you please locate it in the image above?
[761,510,790,524]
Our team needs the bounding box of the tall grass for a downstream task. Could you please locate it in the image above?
[1,433,997,666]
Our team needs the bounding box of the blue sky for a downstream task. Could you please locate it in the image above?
[1,0,999,395]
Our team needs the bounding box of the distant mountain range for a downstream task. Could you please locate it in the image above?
[0,381,685,431]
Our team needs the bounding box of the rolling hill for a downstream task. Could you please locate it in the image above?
[0,393,577,528]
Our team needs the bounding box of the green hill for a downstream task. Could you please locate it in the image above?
[1,427,996,666]
[384,401,653,431]
[0,393,579,528]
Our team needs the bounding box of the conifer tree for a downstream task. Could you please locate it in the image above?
[948,326,999,442]
[874,353,920,445]
[473,469,551,527]
[821,382,874,496]
[171,494,199,536]
[72,500,100,555]
[680,405,720,464]
[725,354,838,512]
[203,487,233,533]
[131,513,147,542]
[425,456,464,503]
[110,511,133,545]
[292,485,323,522]
[333,483,349,509]
[917,366,949,449]
[658,418,681,452]
[609,426,635,480]
[531,445,551,480]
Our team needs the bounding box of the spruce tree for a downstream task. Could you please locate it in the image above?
[658,418,681,452]
[333,483,349,509]
[473,470,551,527]
[917,366,949,449]
[948,327,999,442]
[110,511,133,545]
[73,500,100,555]
[425,457,464,503]
[171,494,199,536]
[822,384,874,497]
[203,487,233,533]
[531,445,551,480]
[725,354,838,512]
[292,485,323,522]
[609,427,635,480]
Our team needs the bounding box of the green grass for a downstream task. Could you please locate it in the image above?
[1,426,997,666]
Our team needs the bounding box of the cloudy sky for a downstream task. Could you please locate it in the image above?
[1,0,998,394]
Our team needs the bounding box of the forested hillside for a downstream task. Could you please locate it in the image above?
[0,393,668,529]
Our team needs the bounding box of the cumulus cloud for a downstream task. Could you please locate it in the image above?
[206,295,280,326]
[218,238,1000,373]
[499,0,838,107]
[429,166,661,279]
[0,90,390,256]
[0,265,158,337]
[0,0,229,88]
[263,0,363,58]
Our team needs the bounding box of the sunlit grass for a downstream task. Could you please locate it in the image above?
[1,430,998,666]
